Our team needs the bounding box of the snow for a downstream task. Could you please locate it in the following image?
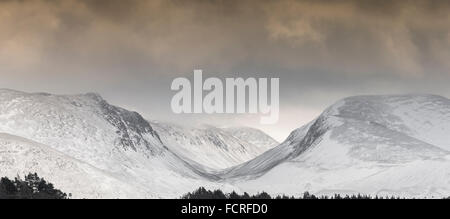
[226,94,450,198]
[0,89,233,198]
[1,89,450,198]
[0,133,143,198]
[152,122,278,170]
[224,127,278,151]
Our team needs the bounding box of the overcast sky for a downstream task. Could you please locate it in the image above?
[1,0,450,141]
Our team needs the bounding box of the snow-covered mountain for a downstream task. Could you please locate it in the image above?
[225,94,450,198]
[151,122,278,170]
[0,133,142,198]
[0,89,228,198]
[224,127,278,152]
[1,89,450,198]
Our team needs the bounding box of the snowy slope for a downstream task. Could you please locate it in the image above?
[152,122,278,170]
[2,90,450,198]
[226,95,450,198]
[224,127,278,151]
[0,89,229,198]
[0,133,143,198]
[220,122,313,179]
[0,89,163,169]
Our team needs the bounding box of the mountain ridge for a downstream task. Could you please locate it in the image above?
[0,88,230,198]
[1,89,450,198]
[226,94,450,198]
[151,121,278,170]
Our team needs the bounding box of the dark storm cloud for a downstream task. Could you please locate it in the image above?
[1,0,450,140]
[2,0,449,76]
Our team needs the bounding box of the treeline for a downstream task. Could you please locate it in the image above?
[0,173,68,199]
[182,187,404,199]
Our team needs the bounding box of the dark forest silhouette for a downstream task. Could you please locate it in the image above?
[0,173,68,199]
[2,175,449,199]
[182,187,407,199]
